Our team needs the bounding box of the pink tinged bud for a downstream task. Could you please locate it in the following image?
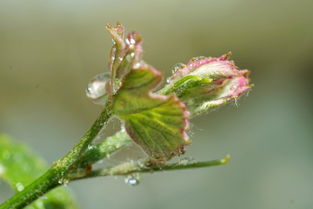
[163,53,252,116]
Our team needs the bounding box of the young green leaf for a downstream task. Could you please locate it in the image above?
[112,64,190,162]
[0,135,78,209]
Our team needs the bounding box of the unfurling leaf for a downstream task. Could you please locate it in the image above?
[112,64,190,161]
[161,53,252,116]
[0,135,78,209]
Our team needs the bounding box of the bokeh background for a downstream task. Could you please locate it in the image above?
[1,0,313,208]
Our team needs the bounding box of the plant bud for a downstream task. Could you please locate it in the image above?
[162,53,252,116]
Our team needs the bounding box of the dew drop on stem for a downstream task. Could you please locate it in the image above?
[58,178,69,186]
[124,174,140,186]
[178,156,195,165]
[16,182,24,192]
[86,72,111,105]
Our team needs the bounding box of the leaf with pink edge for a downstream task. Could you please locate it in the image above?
[112,64,190,161]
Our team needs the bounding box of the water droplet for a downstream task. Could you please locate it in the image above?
[125,37,136,46]
[16,182,24,192]
[172,63,186,73]
[178,157,195,165]
[234,97,238,107]
[125,32,141,48]
[58,178,69,185]
[0,164,5,175]
[87,145,94,150]
[86,72,111,105]
[190,56,206,62]
[124,174,140,186]
[133,61,142,69]
[110,47,117,63]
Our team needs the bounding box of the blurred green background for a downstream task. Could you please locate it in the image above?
[1,0,313,208]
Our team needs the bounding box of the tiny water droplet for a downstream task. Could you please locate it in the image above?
[16,182,24,192]
[124,174,140,186]
[234,97,238,107]
[86,72,111,105]
[178,157,195,165]
[133,61,142,69]
[125,37,136,46]
[190,56,206,62]
[172,63,186,73]
[87,145,94,150]
[58,178,69,185]
[197,56,206,60]
[0,164,5,175]
[110,47,117,63]
[125,32,142,49]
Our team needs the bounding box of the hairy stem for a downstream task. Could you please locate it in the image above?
[0,102,113,209]
[70,155,230,181]
[76,130,131,168]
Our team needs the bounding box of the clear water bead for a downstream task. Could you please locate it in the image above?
[125,37,136,46]
[0,164,5,175]
[86,72,111,105]
[16,182,24,192]
[178,157,195,165]
[190,56,206,62]
[172,63,186,73]
[124,174,140,186]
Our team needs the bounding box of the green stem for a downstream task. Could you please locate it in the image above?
[0,169,60,209]
[76,130,131,168]
[0,102,113,209]
[70,155,230,181]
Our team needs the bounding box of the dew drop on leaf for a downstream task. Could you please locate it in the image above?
[172,63,186,73]
[86,72,111,105]
[133,61,142,69]
[190,56,206,62]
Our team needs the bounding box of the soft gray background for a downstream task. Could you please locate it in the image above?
[1,0,313,209]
